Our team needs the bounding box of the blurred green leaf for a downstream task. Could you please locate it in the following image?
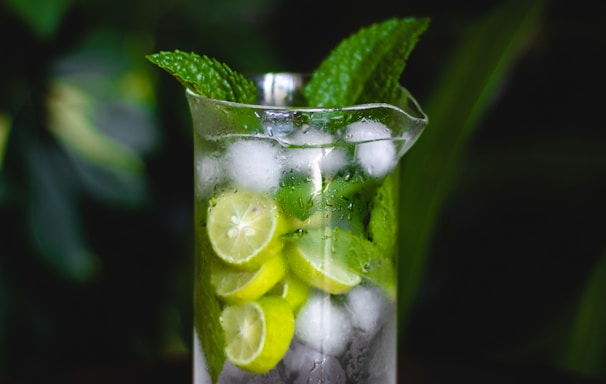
[48,31,160,206]
[26,136,100,282]
[0,112,10,172]
[4,0,72,38]
[559,249,606,377]
[65,147,150,206]
[0,257,8,373]
[48,82,144,172]
[397,0,546,329]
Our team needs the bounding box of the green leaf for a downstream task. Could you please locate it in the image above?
[48,36,159,207]
[146,50,257,104]
[397,0,546,330]
[48,81,144,172]
[26,137,99,283]
[194,224,226,383]
[559,249,606,377]
[303,17,430,107]
[368,172,398,254]
[276,173,374,234]
[0,112,11,172]
[4,0,72,38]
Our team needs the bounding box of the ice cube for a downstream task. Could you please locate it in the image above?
[219,361,284,384]
[193,329,211,384]
[224,139,283,193]
[366,306,397,384]
[195,154,223,198]
[319,147,348,177]
[284,146,324,174]
[346,285,389,338]
[287,126,333,147]
[345,120,396,178]
[282,341,345,384]
[265,121,295,140]
[283,127,346,176]
[294,293,352,357]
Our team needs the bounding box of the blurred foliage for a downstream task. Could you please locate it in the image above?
[398,0,546,327]
[1,0,605,381]
[559,249,606,377]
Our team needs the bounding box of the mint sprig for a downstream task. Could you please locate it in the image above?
[303,17,430,107]
[146,50,257,104]
[146,18,429,108]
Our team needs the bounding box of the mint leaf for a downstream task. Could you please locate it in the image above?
[276,173,376,234]
[336,227,396,298]
[194,227,225,384]
[146,50,257,104]
[368,173,398,254]
[303,17,430,107]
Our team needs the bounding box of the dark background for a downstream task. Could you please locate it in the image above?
[1,0,605,382]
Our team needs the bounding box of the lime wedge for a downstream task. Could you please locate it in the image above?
[207,190,286,270]
[212,255,287,304]
[285,227,395,298]
[221,297,295,373]
[268,273,310,314]
[284,234,361,295]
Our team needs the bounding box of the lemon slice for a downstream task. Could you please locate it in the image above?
[207,190,286,270]
[221,297,295,374]
[212,255,287,304]
[284,239,361,295]
[268,273,310,314]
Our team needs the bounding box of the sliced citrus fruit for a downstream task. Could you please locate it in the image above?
[221,297,295,374]
[212,255,287,304]
[268,273,310,314]
[207,190,286,270]
[284,235,361,295]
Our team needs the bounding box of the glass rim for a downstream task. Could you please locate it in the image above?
[185,72,428,124]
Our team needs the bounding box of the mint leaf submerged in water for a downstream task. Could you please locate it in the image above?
[303,17,430,107]
[368,173,398,254]
[275,172,377,234]
[146,50,257,104]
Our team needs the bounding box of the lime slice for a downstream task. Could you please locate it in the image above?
[284,236,361,295]
[268,273,310,314]
[212,255,287,304]
[207,190,286,270]
[221,297,295,374]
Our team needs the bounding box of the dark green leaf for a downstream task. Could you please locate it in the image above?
[397,0,546,329]
[4,0,72,38]
[303,17,430,107]
[27,138,99,282]
[559,249,606,376]
[146,50,257,104]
